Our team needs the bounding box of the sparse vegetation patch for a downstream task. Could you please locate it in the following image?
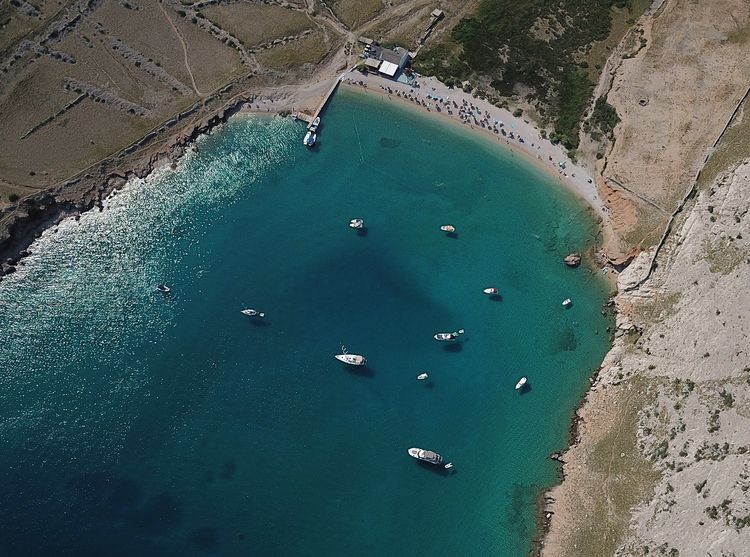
[415,0,644,152]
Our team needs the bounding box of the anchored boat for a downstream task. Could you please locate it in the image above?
[334,345,366,366]
[433,329,464,341]
[417,372,429,380]
[515,376,527,390]
[241,308,265,318]
[562,298,573,308]
[483,287,499,295]
[440,225,456,233]
[349,218,364,229]
[303,130,317,147]
[408,447,453,469]
[156,284,171,294]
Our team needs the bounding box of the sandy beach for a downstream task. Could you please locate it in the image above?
[338,72,609,223]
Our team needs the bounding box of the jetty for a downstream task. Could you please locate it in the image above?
[310,77,341,128]
[296,73,348,144]
[292,112,312,124]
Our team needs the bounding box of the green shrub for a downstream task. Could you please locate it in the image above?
[590,95,620,137]
[705,506,719,519]
[720,390,735,408]
[8,193,19,202]
[555,69,592,149]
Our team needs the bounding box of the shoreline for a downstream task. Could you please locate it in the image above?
[0,71,619,280]
[0,93,255,275]
[337,73,613,237]
[0,72,343,277]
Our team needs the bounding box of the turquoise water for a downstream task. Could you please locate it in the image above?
[0,88,611,556]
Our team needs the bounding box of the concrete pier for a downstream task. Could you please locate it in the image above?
[309,78,341,128]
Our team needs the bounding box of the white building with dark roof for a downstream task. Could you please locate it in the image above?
[361,44,411,79]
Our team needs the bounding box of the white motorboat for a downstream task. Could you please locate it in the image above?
[417,372,429,380]
[440,225,456,233]
[483,287,499,295]
[156,284,171,293]
[433,329,464,341]
[303,130,317,147]
[562,298,573,308]
[241,308,265,318]
[408,447,452,469]
[309,116,320,132]
[334,346,366,366]
[515,376,527,390]
[349,218,364,229]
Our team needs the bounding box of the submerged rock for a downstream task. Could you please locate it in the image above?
[564,253,581,267]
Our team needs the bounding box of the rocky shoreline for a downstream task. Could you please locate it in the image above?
[532,296,618,556]
[0,91,260,278]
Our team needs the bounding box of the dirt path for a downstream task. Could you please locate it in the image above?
[158,0,203,97]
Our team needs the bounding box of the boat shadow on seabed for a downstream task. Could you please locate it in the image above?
[341,364,375,378]
[443,341,464,353]
[517,383,532,395]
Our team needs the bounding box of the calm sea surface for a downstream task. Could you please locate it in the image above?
[0,88,611,556]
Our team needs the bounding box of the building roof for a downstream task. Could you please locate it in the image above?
[431,9,445,19]
[379,61,399,77]
[379,49,403,66]
[364,58,381,69]
[366,45,409,66]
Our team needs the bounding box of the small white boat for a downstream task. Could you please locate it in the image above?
[440,225,456,233]
[334,346,366,366]
[241,308,265,318]
[417,372,429,380]
[408,447,452,469]
[156,284,171,293]
[349,218,364,229]
[309,116,320,132]
[303,130,317,147]
[515,376,527,390]
[562,298,573,308]
[433,329,464,341]
[483,287,499,295]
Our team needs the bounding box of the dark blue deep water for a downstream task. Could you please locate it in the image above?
[0,89,612,556]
